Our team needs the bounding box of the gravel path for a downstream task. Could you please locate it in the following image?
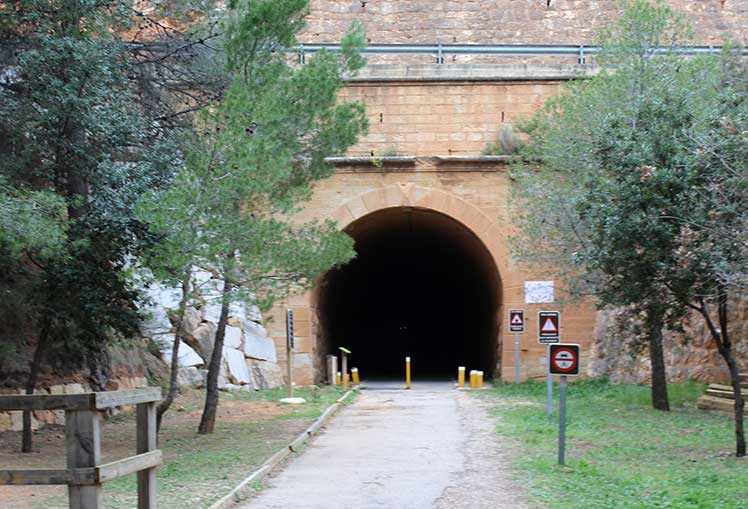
[236,381,528,509]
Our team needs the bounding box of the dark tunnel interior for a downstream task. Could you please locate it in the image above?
[317,207,500,379]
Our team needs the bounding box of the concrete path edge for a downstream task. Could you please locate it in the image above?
[208,389,356,509]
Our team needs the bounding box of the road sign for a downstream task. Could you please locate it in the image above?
[509,309,525,333]
[549,344,580,376]
[286,309,294,350]
[538,311,560,344]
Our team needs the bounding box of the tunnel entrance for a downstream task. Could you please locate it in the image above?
[317,207,501,379]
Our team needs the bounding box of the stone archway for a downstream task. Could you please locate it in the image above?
[312,184,508,379]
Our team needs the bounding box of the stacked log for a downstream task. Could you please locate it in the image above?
[696,373,748,415]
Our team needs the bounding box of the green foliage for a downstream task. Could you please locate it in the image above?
[483,381,747,509]
[0,1,221,382]
[513,0,719,321]
[0,179,66,260]
[138,0,367,311]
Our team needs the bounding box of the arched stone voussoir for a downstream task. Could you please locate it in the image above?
[331,184,510,277]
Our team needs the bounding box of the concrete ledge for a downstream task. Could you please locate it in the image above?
[326,155,515,172]
[326,156,417,166]
[347,63,599,83]
[208,390,356,509]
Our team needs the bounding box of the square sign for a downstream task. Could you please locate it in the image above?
[538,311,560,344]
[549,343,580,376]
[509,309,525,333]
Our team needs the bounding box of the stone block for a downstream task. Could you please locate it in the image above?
[224,325,243,349]
[162,338,204,368]
[190,322,217,362]
[0,412,11,432]
[177,366,204,388]
[250,359,285,390]
[293,353,315,386]
[10,411,38,432]
[181,306,203,336]
[224,347,253,386]
[243,327,277,363]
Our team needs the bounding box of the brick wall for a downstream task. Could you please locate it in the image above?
[341,77,563,156]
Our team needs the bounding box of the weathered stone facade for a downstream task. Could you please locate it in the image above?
[302,1,748,50]
[267,1,748,385]
[267,154,597,384]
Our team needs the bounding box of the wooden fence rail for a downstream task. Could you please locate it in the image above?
[0,388,162,509]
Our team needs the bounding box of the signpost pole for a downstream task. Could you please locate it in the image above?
[287,342,293,398]
[286,310,294,398]
[558,374,568,466]
[546,345,553,419]
[514,333,520,384]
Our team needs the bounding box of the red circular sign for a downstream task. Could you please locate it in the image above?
[551,346,578,373]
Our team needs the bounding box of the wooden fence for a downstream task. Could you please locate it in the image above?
[0,388,162,509]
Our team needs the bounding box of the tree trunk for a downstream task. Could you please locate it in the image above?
[22,319,49,453]
[86,344,111,393]
[724,351,746,457]
[646,307,670,411]
[198,277,232,434]
[714,290,746,457]
[157,272,191,432]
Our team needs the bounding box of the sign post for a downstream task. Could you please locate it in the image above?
[538,311,560,418]
[286,309,295,397]
[549,343,580,466]
[509,309,525,384]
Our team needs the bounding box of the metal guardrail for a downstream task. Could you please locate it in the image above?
[296,43,743,65]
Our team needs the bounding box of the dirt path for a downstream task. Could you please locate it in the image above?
[238,382,529,509]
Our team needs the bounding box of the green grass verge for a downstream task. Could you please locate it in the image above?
[35,386,352,509]
[480,379,747,509]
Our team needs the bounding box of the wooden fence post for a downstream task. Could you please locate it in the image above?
[137,402,157,509]
[66,409,102,509]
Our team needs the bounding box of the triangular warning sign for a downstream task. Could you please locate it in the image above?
[541,318,558,334]
[511,314,522,324]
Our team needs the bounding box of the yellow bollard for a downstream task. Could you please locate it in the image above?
[469,370,476,388]
[477,371,484,388]
[336,371,342,386]
[344,373,350,389]
[352,368,360,386]
[405,356,411,389]
[458,366,466,388]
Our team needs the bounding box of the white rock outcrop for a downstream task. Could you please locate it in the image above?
[161,338,204,368]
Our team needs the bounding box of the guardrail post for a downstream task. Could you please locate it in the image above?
[298,44,305,64]
[137,402,157,509]
[66,409,102,509]
[437,43,444,64]
[578,44,585,64]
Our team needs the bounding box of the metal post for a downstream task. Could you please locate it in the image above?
[341,352,348,390]
[558,375,568,466]
[546,345,553,419]
[514,333,520,384]
[287,343,294,397]
[437,44,444,64]
[578,44,586,65]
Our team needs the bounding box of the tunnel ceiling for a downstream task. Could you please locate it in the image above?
[317,206,501,379]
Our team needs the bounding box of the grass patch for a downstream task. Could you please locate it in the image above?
[480,379,747,509]
[31,385,352,509]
